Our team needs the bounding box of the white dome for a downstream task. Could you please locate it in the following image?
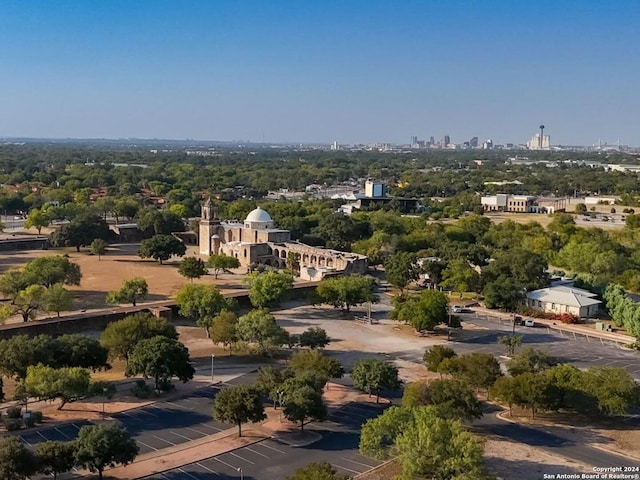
[245,207,272,223]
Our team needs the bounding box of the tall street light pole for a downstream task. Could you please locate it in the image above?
[211,354,215,383]
[237,467,243,480]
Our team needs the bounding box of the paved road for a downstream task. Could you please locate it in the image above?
[141,402,385,480]
[473,405,636,469]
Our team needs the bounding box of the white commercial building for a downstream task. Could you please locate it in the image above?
[525,286,601,318]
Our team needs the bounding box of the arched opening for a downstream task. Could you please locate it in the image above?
[281,250,287,259]
[243,249,247,258]
[274,249,280,258]
[227,231,233,242]
[254,231,258,243]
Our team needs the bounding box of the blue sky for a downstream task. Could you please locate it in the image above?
[0,0,638,145]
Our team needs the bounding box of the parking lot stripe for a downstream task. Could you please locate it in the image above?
[137,409,158,418]
[37,431,49,441]
[332,463,360,474]
[244,446,270,458]
[164,401,193,410]
[213,456,240,470]
[19,436,31,447]
[152,435,176,446]
[195,462,220,475]
[55,427,72,440]
[341,457,378,468]
[258,442,286,454]
[184,426,210,436]
[170,431,197,442]
[228,451,254,464]
[198,423,223,432]
[177,468,201,479]
[137,440,158,451]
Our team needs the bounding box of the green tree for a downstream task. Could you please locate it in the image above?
[428,378,483,421]
[125,336,195,392]
[44,283,74,317]
[312,212,370,251]
[175,283,232,337]
[282,384,327,431]
[236,308,289,355]
[583,367,640,416]
[113,197,140,221]
[24,207,50,234]
[384,252,419,294]
[90,238,108,260]
[289,350,344,380]
[482,275,525,311]
[507,347,556,376]
[511,372,558,419]
[574,203,587,214]
[402,380,431,408]
[139,234,186,264]
[23,255,82,288]
[482,249,549,292]
[352,358,401,403]
[106,277,148,306]
[391,289,448,332]
[315,274,378,313]
[441,258,480,298]
[0,436,38,480]
[36,441,76,480]
[49,213,110,252]
[423,345,457,374]
[212,385,266,436]
[0,334,56,378]
[74,422,139,480]
[178,256,207,282]
[207,254,241,278]
[0,284,47,322]
[56,334,110,371]
[245,270,294,308]
[285,462,348,480]
[395,406,486,480]
[490,376,519,415]
[24,364,91,410]
[498,334,523,356]
[299,327,331,349]
[209,310,238,353]
[136,208,185,236]
[254,366,295,406]
[286,251,301,276]
[359,405,414,459]
[455,353,503,393]
[100,312,177,363]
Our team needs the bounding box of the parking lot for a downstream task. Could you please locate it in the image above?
[20,383,232,454]
[142,402,385,480]
[392,313,640,381]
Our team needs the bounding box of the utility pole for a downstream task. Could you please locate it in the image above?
[211,354,215,383]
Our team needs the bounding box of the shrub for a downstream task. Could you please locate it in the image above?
[131,379,152,399]
[23,415,35,428]
[4,418,22,431]
[6,406,22,419]
[31,411,43,424]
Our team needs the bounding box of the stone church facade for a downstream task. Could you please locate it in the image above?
[198,199,367,280]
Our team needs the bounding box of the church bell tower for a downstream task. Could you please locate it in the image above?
[199,197,218,255]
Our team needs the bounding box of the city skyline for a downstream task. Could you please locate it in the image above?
[1,1,638,146]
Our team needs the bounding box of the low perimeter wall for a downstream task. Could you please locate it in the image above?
[0,283,318,339]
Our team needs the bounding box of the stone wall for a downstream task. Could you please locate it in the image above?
[0,284,318,339]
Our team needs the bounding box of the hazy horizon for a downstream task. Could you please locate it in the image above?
[1,1,638,146]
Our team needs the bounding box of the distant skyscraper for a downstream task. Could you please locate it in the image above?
[444,134,451,146]
[429,136,435,145]
[526,128,550,150]
[410,136,418,148]
[469,136,479,148]
[331,140,339,150]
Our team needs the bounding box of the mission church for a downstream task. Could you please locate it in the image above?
[198,198,367,280]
